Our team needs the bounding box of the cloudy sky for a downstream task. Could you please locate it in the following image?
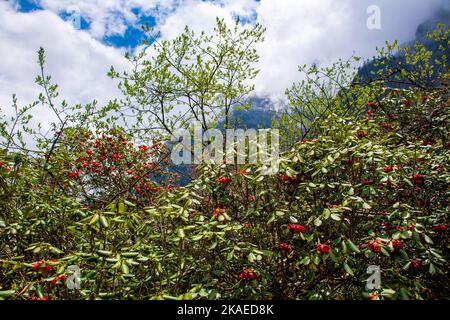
[0,0,446,116]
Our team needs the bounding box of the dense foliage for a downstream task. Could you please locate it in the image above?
[0,21,448,300]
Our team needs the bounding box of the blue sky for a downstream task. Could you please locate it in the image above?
[0,0,446,122]
[16,0,157,49]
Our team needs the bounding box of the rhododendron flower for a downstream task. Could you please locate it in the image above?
[213,208,225,219]
[433,224,448,232]
[381,122,391,129]
[288,224,306,234]
[218,176,232,184]
[238,169,248,176]
[410,259,423,270]
[411,174,424,185]
[316,243,331,255]
[243,223,251,228]
[403,99,412,107]
[239,269,259,282]
[0,161,3,168]
[51,274,67,285]
[32,295,50,300]
[367,240,381,253]
[367,102,377,108]
[384,166,392,173]
[392,240,404,251]
[421,95,431,102]
[69,171,80,178]
[86,149,94,156]
[394,165,401,170]
[356,132,369,138]
[278,243,292,251]
[32,260,43,271]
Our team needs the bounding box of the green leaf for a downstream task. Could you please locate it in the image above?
[118,202,126,213]
[330,213,341,221]
[97,250,112,257]
[429,263,436,274]
[89,214,99,225]
[362,202,372,210]
[380,247,390,257]
[36,285,44,299]
[392,231,401,240]
[99,215,109,228]
[0,290,15,298]
[343,262,354,276]
[314,217,322,227]
[346,239,361,253]
[121,262,130,274]
[423,234,434,244]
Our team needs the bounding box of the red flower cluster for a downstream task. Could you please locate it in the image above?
[213,207,225,219]
[403,99,413,107]
[433,224,448,232]
[239,269,259,282]
[32,260,54,272]
[410,259,423,270]
[51,274,67,285]
[384,166,392,173]
[367,240,381,253]
[281,175,300,183]
[316,243,331,255]
[367,102,378,109]
[278,243,292,251]
[421,95,431,102]
[31,295,50,301]
[32,260,42,271]
[411,174,424,185]
[69,171,80,178]
[67,130,174,203]
[392,239,404,251]
[288,224,306,234]
[238,169,248,176]
[356,132,369,139]
[381,122,391,129]
[218,176,232,184]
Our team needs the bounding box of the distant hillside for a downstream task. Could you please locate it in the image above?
[218,97,281,130]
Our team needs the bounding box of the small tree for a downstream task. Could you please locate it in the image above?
[108,18,265,140]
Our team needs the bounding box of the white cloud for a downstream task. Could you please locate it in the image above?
[154,0,443,100]
[253,0,442,99]
[0,1,128,127]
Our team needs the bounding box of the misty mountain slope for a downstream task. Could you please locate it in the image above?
[357,9,450,87]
